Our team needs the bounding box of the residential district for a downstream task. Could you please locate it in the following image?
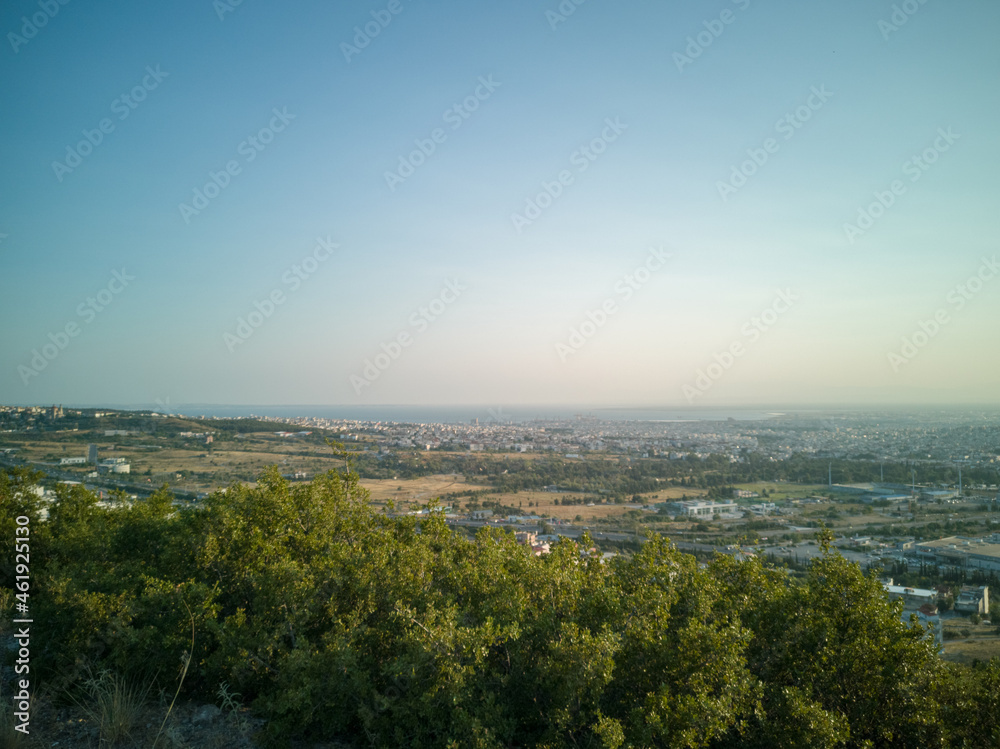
[3,403,1000,658]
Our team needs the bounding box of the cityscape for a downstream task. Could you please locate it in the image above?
[4,0,1000,746]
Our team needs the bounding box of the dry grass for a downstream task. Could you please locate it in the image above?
[360,475,481,504]
[940,635,1000,664]
[0,436,343,494]
[732,483,828,500]
[939,617,1000,664]
[74,668,152,747]
[460,488,705,522]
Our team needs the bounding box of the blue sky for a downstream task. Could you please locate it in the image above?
[1,0,998,409]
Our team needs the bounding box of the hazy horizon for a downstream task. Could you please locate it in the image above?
[3,1,999,407]
[8,401,1000,421]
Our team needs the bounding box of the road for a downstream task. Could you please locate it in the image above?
[0,455,201,500]
[1,459,891,564]
[443,518,839,560]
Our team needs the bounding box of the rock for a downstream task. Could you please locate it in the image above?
[192,704,221,723]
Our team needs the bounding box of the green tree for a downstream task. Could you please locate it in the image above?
[10,461,1000,748]
[709,540,944,748]
[932,660,1000,748]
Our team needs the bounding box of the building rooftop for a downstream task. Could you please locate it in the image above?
[917,536,1000,560]
[885,584,936,598]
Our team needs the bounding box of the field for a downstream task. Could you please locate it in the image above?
[361,475,481,504]
[446,486,710,522]
[733,483,829,500]
[0,431,708,516]
[497,492,636,521]
[940,617,1000,664]
[0,432,344,493]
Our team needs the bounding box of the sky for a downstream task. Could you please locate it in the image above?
[1,0,999,410]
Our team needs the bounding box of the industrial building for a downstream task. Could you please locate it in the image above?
[660,499,739,518]
[914,535,1000,574]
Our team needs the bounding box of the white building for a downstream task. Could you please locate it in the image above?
[884,582,942,647]
[884,583,936,608]
[97,457,131,474]
[662,500,739,517]
[748,502,778,516]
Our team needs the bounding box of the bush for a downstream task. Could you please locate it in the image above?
[7,463,1000,748]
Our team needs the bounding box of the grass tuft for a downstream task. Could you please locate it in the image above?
[75,667,152,747]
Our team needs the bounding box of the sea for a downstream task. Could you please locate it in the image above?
[143,404,785,424]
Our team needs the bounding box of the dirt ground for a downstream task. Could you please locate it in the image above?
[8,696,264,749]
[360,475,481,504]
[430,486,709,522]
[1,436,343,494]
[940,618,1000,664]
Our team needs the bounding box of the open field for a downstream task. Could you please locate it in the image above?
[501,492,637,521]
[0,433,345,493]
[733,483,829,500]
[457,487,710,522]
[940,617,1000,664]
[941,637,1000,664]
[361,475,482,504]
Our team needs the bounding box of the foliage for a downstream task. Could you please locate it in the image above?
[3,464,998,748]
[71,668,152,747]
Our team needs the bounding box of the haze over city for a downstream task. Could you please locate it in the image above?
[2,0,999,409]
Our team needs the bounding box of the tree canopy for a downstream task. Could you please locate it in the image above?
[2,463,997,748]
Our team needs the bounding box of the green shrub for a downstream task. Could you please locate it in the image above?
[6,463,1000,748]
